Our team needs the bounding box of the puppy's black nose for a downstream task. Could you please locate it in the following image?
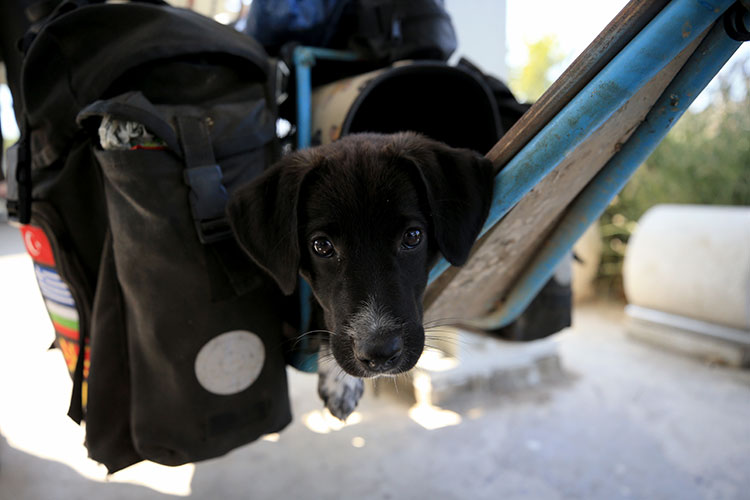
[354,337,404,372]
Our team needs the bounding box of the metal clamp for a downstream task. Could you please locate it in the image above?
[724,1,750,41]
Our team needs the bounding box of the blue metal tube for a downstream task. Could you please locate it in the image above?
[428,0,734,285]
[295,60,313,149]
[469,20,742,330]
[302,46,362,61]
[293,46,360,149]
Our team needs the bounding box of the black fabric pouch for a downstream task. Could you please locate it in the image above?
[77,91,292,471]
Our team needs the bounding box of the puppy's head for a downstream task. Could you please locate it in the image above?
[227,132,493,377]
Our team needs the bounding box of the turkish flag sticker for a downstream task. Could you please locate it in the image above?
[20,225,56,267]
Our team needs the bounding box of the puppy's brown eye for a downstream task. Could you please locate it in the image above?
[402,228,423,249]
[312,237,335,258]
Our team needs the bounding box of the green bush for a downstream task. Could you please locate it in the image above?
[597,56,750,296]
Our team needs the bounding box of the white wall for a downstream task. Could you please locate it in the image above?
[444,0,508,80]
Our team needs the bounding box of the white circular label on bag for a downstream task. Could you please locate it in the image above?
[194,330,265,395]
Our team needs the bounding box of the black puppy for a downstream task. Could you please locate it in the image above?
[227,132,493,419]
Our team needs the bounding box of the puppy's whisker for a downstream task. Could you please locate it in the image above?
[422,317,464,329]
[298,329,337,338]
[288,329,326,345]
[289,335,322,351]
[391,376,399,394]
[435,335,477,349]
[423,328,459,335]
[423,322,458,329]
[423,325,459,334]
[424,341,453,349]
[334,363,347,381]
[396,372,411,388]
[317,348,336,360]
[425,335,471,347]
[423,345,456,359]
[317,352,336,363]
[424,332,462,342]
[424,332,460,341]
[423,316,468,326]
[426,328,464,333]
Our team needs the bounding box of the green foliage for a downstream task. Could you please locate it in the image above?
[597,56,750,295]
[509,35,565,102]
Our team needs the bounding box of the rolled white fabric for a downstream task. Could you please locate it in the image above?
[623,204,750,331]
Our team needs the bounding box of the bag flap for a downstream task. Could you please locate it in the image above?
[22,2,271,167]
[77,91,276,159]
[77,91,181,153]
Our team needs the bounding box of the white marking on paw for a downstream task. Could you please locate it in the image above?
[318,362,364,421]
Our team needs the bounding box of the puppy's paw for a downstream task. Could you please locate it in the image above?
[317,369,364,421]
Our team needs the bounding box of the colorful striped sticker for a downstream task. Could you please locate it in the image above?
[45,299,80,341]
[22,225,87,410]
[34,263,75,307]
[58,337,80,374]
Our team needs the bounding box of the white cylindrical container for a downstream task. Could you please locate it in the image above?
[624,204,750,331]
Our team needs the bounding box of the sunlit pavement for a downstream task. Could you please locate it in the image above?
[2,222,750,500]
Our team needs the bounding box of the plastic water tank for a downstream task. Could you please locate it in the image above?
[624,204,750,329]
[623,204,750,365]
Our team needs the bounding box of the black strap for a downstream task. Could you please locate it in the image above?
[177,116,263,297]
[6,119,33,224]
[179,116,216,168]
[177,116,232,244]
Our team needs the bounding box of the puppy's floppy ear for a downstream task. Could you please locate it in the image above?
[392,132,495,266]
[226,150,320,295]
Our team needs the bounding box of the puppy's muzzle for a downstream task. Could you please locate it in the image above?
[339,296,421,376]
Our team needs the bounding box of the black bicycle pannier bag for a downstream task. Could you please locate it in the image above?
[6,0,292,473]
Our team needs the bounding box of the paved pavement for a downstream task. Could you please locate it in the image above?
[1,222,749,500]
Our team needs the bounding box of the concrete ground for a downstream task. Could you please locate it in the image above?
[1,222,749,500]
